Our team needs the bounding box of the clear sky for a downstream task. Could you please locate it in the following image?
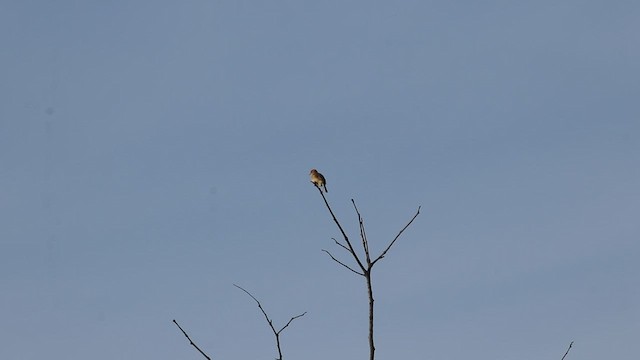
[1,1,639,359]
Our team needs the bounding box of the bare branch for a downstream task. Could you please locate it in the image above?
[316,188,367,272]
[322,249,365,276]
[234,284,278,334]
[561,341,574,360]
[172,319,212,360]
[351,199,371,264]
[372,206,421,266]
[331,237,350,253]
[278,312,308,335]
[234,284,306,360]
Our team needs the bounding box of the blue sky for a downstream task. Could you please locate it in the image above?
[1,1,639,359]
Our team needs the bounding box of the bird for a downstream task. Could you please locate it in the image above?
[310,169,328,193]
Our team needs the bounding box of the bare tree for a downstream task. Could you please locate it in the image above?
[312,184,420,360]
[174,176,573,360]
[175,183,570,360]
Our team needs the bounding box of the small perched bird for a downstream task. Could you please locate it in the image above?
[310,169,328,193]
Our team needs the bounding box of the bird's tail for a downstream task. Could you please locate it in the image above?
[324,185,328,193]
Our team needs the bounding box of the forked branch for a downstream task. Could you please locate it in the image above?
[234,284,306,360]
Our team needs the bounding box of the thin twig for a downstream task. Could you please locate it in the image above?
[331,237,351,252]
[322,249,365,276]
[234,284,306,360]
[278,312,308,334]
[172,319,212,360]
[561,341,574,360]
[372,206,421,265]
[352,200,371,264]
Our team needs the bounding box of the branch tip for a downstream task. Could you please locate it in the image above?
[561,341,574,360]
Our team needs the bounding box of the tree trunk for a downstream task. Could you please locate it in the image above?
[366,271,375,360]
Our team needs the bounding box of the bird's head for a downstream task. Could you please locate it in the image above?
[310,169,317,174]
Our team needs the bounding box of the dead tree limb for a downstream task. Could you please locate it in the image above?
[561,341,574,360]
[372,203,421,266]
[234,284,306,360]
[172,319,212,360]
[314,186,420,360]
